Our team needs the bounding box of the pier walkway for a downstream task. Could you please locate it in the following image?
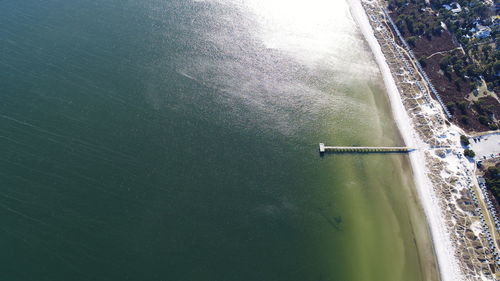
[319,143,415,153]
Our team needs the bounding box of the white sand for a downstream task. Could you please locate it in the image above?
[348,1,466,280]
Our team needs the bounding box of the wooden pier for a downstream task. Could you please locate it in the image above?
[319,143,415,153]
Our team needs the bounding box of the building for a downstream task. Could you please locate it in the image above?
[443,2,462,14]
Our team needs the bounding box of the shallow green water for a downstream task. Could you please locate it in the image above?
[0,0,438,280]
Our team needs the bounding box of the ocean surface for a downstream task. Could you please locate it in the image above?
[0,0,439,280]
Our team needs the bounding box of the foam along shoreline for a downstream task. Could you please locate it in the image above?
[348,1,465,281]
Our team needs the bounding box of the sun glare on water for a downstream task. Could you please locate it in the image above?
[245,0,347,29]
[242,0,358,65]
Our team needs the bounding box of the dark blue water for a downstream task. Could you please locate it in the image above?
[0,0,438,280]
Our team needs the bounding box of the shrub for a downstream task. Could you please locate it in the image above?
[464,149,475,158]
[460,135,470,146]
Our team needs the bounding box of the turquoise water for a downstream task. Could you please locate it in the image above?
[0,0,438,280]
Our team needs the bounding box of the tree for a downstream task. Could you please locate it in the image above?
[457,101,467,114]
[464,149,475,158]
[460,135,470,146]
[432,26,443,36]
[444,71,452,81]
[487,166,499,175]
[484,166,500,202]
[406,17,415,34]
[419,56,428,68]
[440,56,451,71]
[465,65,478,77]
[415,22,425,35]
[407,36,417,47]
[396,18,406,32]
[446,102,456,114]
[482,45,492,54]
[471,3,489,19]
[453,59,464,70]
[478,115,489,126]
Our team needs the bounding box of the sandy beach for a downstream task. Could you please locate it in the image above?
[349,0,500,280]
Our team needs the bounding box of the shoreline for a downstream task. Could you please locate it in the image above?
[347,2,459,280]
[348,0,499,280]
